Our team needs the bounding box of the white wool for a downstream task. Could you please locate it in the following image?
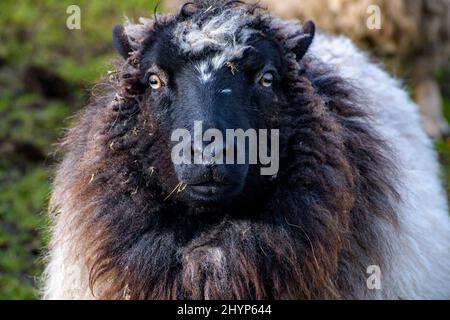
[174,7,258,82]
[194,49,249,82]
[310,33,450,299]
[42,205,94,299]
[195,60,213,82]
[173,7,255,55]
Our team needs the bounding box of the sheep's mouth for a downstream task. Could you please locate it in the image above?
[173,161,249,206]
[185,180,244,204]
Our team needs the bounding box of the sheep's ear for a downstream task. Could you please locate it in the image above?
[112,24,132,59]
[293,21,315,60]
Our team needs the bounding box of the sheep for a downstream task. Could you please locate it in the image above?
[251,0,450,138]
[43,0,450,299]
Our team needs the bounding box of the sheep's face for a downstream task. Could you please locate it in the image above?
[111,2,315,208]
[138,30,284,205]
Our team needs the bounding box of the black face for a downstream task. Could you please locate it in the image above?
[138,28,285,206]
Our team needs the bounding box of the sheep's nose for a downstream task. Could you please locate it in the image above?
[191,136,233,165]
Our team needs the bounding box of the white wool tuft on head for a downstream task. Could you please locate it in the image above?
[173,6,256,55]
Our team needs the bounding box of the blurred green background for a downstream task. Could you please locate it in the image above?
[0,0,449,300]
[0,0,159,299]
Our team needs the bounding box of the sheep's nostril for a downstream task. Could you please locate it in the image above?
[191,138,228,165]
[204,145,220,166]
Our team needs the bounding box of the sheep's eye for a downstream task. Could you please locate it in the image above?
[149,75,162,89]
[259,72,274,87]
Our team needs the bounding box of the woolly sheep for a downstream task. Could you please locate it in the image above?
[43,0,450,299]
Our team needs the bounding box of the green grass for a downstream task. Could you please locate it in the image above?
[437,96,450,197]
[0,0,449,300]
[0,166,50,299]
[0,0,158,299]
[0,0,160,83]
